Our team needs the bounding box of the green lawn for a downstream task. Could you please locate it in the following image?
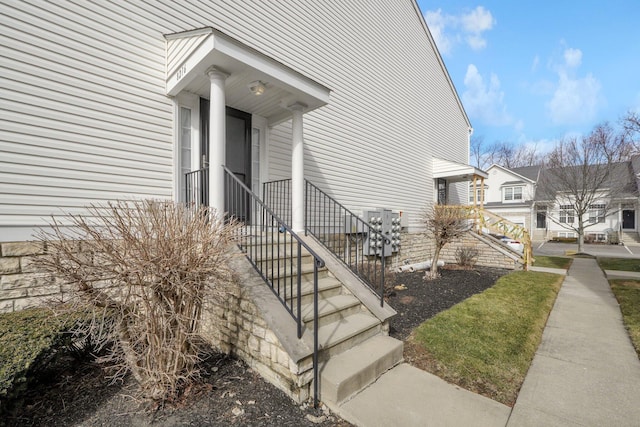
[533,255,572,270]
[407,271,563,406]
[597,257,640,272]
[610,279,640,358]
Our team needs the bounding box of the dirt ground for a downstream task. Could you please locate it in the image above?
[0,266,507,427]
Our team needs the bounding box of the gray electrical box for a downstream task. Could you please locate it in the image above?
[363,208,401,256]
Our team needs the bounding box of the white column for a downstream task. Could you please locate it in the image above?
[206,67,228,217]
[290,103,307,233]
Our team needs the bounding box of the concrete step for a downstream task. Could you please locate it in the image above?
[269,273,339,306]
[320,335,403,405]
[317,313,381,357]
[622,232,640,244]
[241,244,310,260]
[255,256,315,272]
[239,232,301,245]
[301,294,362,328]
[286,276,343,306]
[261,262,328,280]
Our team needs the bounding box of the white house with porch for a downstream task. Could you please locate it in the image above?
[1,0,505,408]
[479,162,640,244]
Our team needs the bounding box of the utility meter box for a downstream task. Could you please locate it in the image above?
[363,208,401,256]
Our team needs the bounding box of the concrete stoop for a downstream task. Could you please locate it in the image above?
[622,231,640,245]
[239,230,399,406]
[320,335,404,406]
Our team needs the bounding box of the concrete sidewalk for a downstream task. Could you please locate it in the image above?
[337,363,511,426]
[333,258,640,426]
[508,258,640,426]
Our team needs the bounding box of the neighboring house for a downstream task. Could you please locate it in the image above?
[2,0,504,405]
[481,161,640,243]
[476,164,541,232]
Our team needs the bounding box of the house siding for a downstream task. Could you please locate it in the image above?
[1,0,174,239]
[1,0,470,238]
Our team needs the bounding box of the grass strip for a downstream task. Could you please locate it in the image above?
[533,255,572,270]
[407,271,563,406]
[597,257,640,272]
[610,279,640,358]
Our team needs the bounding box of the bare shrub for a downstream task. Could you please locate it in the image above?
[423,205,470,280]
[455,246,479,268]
[36,200,238,401]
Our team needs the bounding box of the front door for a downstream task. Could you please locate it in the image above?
[200,99,252,220]
[623,209,635,230]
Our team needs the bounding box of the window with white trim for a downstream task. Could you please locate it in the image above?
[559,205,574,224]
[588,204,606,223]
[503,186,523,201]
[558,231,576,238]
[174,94,200,204]
[179,106,192,202]
[468,187,486,203]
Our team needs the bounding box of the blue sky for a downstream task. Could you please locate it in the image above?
[416,1,640,151]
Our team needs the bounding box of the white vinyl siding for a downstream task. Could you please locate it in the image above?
[1,0,173,239]
[1,0,470,238]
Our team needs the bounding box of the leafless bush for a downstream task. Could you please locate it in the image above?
[455,246,479,268]
[35,200,238,401]
[423,205,470,280]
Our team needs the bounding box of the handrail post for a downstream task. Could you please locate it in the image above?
[297,241,302,339]
[313,261,319,409]
[380,242,385,307]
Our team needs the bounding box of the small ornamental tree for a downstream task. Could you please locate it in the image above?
[423,205,470,279]
[539,123,633,253]
[36,200,238,401]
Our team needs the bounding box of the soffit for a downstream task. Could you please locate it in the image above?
[165,28,331,125]
[432,157,488,181]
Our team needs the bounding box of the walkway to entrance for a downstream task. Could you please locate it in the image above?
[332,258,640,426]
[509,257,640,425]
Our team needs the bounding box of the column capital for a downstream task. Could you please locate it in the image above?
[286,102,308,112]
[205,66,229,80]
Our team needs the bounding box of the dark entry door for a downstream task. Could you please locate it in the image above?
[623,209,635,229]
[200,99,252,220]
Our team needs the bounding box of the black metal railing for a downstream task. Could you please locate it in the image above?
[305,181,388,307]
[263,178,292,225]
[223,167,323,407]
[185,168,209,208]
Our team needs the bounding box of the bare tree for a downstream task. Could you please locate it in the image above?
[484,141,543,169]
[470,134,486,169]
[622,110,640,151]
[423,205,469,279]
[538,123,633,252]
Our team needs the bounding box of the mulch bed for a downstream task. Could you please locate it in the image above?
[1,266,508,427]
[387,266,510,340]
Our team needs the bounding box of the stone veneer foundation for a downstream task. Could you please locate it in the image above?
[0,231,520,402]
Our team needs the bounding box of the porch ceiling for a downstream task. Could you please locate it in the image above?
[165,28,331,125]
[433,157,488,182]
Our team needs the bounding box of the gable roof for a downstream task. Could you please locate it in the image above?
[535,161,638,202]
[487,164,539,184]
[509,165,542,182]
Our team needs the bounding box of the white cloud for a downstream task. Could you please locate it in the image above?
[461,6,495,51]
[424,6,495,54]
[461,6,494,32]
[548,73,601,125]
[425,9,454,55]
[462,64,512,126]
[531,55,540,73]
[546,47,603,125]
[563,48,582,69]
